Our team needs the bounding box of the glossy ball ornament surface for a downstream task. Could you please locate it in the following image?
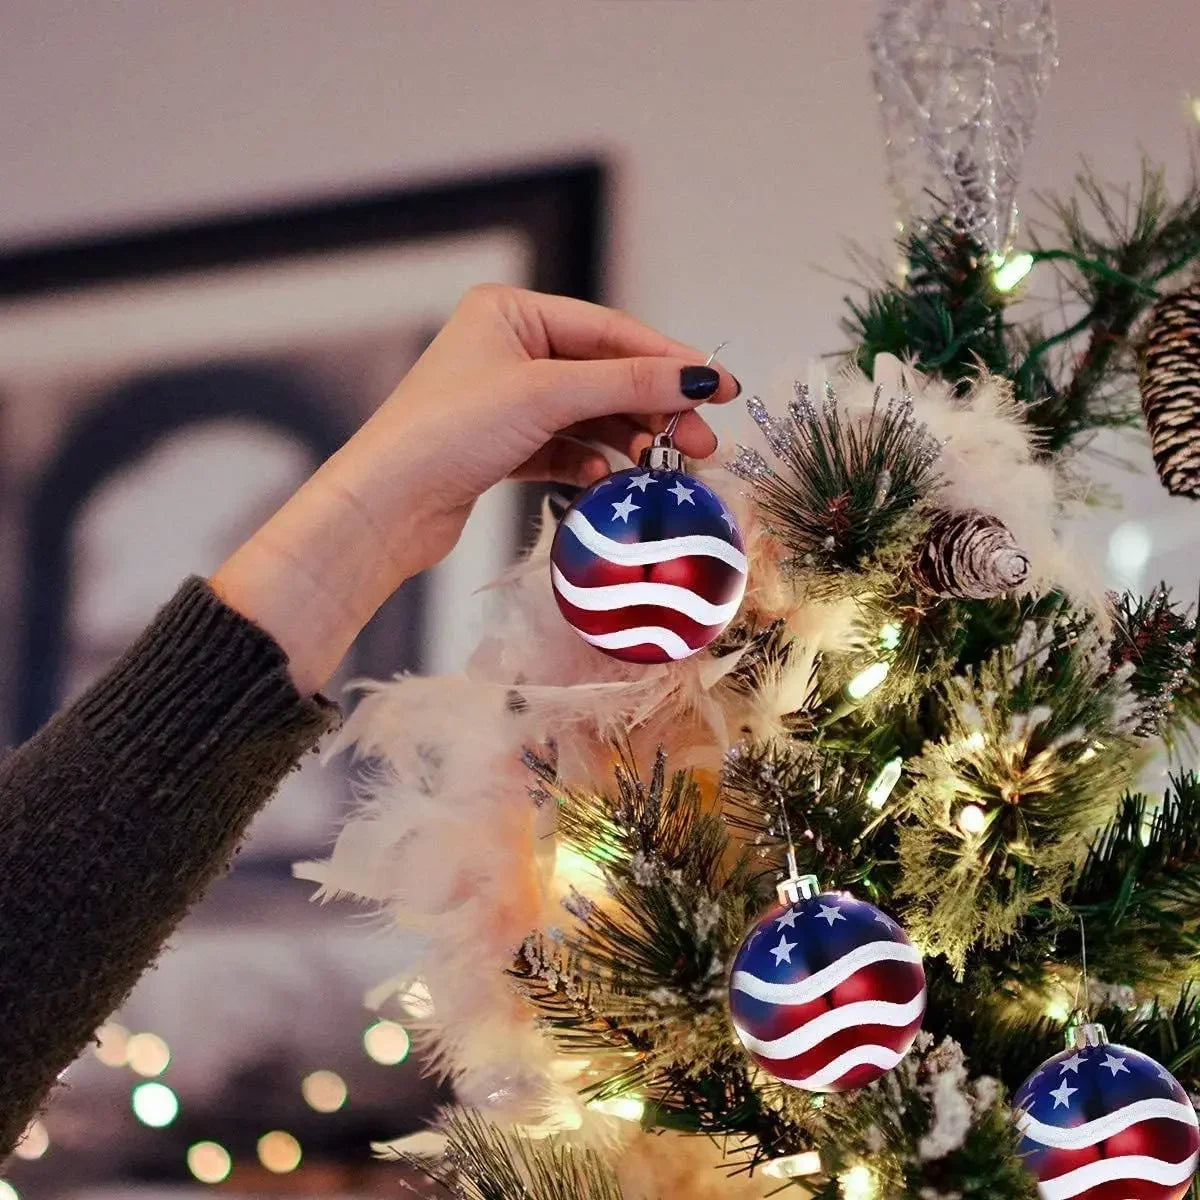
[1014,1024,1199,1200]
[728,887,926,1092]
[550,462,747,663]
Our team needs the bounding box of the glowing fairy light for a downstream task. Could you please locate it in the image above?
[763,1150,822,1178]
[991,251,1035,292]
[363,1019,410,1065]
[301,1070,348,1113]
[13,1120,48,1161]
[841,1164,878,1200]
[587,1095,645,1122]
[958,803,987,835]
[554,843,605,886]
[847,660,890,701]
[879,621,903,651]
[131,1081,179,1128]
[187,1141,232,1185]
[963,730,986,752]
[257,1131,302,1174]
[93,1022,130,1067]
[0,1182,19,1200]
[1045,996,1072,1023]
[126,1032,171,1077]
[866,757,903,809]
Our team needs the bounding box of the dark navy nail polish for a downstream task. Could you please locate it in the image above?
[680,365,720,400]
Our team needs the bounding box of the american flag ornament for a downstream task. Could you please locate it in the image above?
[1013,1022,1199,1200]
[550,432,747,664]
[728,873,926,1093]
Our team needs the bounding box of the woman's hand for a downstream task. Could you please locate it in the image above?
[212,285,738,695]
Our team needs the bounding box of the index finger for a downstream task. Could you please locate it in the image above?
[514,288,707,364]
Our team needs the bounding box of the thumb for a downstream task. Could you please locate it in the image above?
[522,356,737,427]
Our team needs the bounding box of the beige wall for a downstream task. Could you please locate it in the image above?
[2,0,1198,590]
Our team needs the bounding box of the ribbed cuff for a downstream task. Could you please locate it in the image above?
[75,576,337,788]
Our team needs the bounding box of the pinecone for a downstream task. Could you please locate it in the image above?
[1139,281,1200,498]
[915,509,1030,600]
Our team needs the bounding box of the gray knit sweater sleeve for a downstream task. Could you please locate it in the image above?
[0,577,338,1155]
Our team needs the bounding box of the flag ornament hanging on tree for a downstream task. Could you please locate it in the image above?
[1013,1024,1200,1200]
[550,461,747,664]
[728,883,926,1093]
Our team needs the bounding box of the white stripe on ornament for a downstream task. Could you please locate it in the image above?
[562,509,748,572]
[1036,1150,1200,1200]
[731,939,923,1006]
[776,1043,907,1090]
[733,991,926,1061]
[1016,1095,1198,1151]
[551,564,743,625]
[576,625,694,660]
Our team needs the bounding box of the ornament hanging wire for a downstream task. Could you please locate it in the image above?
[664,341,730,440]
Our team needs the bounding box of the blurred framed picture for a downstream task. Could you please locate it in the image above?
[0,163,604,1193]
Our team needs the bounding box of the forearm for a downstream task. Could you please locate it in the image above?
[0,579,335,1155]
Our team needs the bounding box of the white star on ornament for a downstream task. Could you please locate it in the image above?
[626,472,656,492]
[770,934,797,965]
[668,480,695,505]
[1058,1053,1085,1075]
[817,903,845,927]
[611,495,640,523]
[775,907,800,929]
[1157,1062,1174,1082]
[873,911,895,928]
[721,511,736,531]
[1049,1080,1077,1109]
[1101,1054,1130,1077]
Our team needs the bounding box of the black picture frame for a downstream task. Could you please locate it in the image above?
[2,160,607,742]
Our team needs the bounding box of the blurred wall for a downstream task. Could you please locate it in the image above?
[1,0,1198,579]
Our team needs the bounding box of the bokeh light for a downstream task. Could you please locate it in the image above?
[93,1022,130,1067]
[12,1120,48,1161]
[131,1082,179,1128]
[841,1164,878,1200]
[301,1069,348,1113]
[958,803,987,835]
[586,1095,644,1122]
[363,1019,410,1065]
[187,1141,232,1185]
[257,1130,302,1174]
[763,1150,821,1178]
[126,1032,171,1077]
[0,1181,18,1200]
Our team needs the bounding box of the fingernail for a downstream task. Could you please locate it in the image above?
[731,374,743,398]
[680,365,720,400]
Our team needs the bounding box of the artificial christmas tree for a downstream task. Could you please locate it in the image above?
[300,3,1200,1196]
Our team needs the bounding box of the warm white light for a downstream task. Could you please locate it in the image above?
[548,1056,592,1082]
[126,1032,171,1077]
[1191,94,1200,125]
[879,621,903,651]
[13,1120,48,1161]
[301,1070,348,1113]
[93,1022,130,1067]
[363,1019,410,1065]
[958,803,987,835]
[0,1182,19,1200]
[992,251,1035,292]
[1108,521,1152,584]
[257,1130,302,1174]
[1045,997,1072,1023]
[847,660,890,701]
[187,1141,232,1185]
[841,1164,877,1200]
[963,730,986,752]
[587,1095,645,1122]
[131,1081,179,1128]
[866,758,903,809]
[763,1150,822,1178]
[398,978,435,1020]
[555,843,605,886]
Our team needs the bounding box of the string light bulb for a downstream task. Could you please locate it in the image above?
[0,1182,18,1200]
[363,1019,410,1065]
[257,1131,302,1174]
[846,660,890,701]
[131,1082,179,1128]
[187,1141,232,1185]
[126,1032,171,1077]
[587,1095,645,1122]
[13,1120,48,1162]
[301,1070,348,1113]
[991,251,1035,292]
[879,621,903,651]
[840,1164,878,1200]
[93,1022,130,1067]
[958,803,987,835]
[762,1150,822,1178]
[866,757,904,809]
